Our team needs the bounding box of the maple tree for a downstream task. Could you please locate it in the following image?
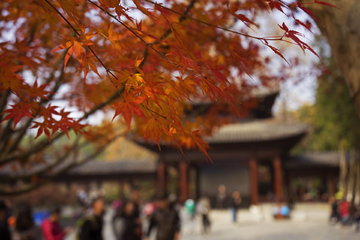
[0,0,334,195]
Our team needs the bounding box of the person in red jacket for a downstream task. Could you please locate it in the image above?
[339,199,350,226]
[42,206,71,240]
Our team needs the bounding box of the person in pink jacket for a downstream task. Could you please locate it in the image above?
[42,207,71,240]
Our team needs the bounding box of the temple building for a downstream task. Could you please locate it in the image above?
[136,90,327,206]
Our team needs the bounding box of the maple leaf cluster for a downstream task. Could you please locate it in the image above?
[0,0,336,194]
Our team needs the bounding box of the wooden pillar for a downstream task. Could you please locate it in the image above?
[285,173,291,202]
[65,181,71,191]
[118,181,125,198]
[249,158,259,205]
[328,173,336,197]
[273,156,284,202]
[195,165,201,200]
[157,161,167,193]
[179,161,189,203]
[96,181,102,191]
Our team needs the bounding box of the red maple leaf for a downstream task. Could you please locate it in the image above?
[314,0,343,11]
[31,121,51,140]
[268,0,288,14]
[1,102,34,129]
[39,104,60,120]
[28,81,54,100]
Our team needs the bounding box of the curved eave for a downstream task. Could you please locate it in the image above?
[138,120,309,154]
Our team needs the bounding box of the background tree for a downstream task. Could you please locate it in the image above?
[0,0,332,195]
[297,0,360,201]
[296,60,360,152]
[294,57,360,202]
[302,0,360,118]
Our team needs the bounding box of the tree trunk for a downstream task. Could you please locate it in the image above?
[354,155,360,205]
[339,146,347,194]
[346,149,356,202]
[304,0,360,118]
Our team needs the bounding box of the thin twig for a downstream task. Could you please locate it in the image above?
[140,0,197,69]
[43,0,120,83]
[144,0,289,43]
[144,0,263,40]
[88,0,176,66]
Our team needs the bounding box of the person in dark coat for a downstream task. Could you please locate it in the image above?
[0,199,11,240]
[78,197,105,240]
[146,193,180,240]
[129,188,142,237]
[216,185,227,209]
[329,196,340,223]
[130,188,141,220]
[112,201,141,240]
[13,204,42,240]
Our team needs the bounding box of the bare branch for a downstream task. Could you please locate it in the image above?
[0,136,81,181]
[0,90,11,121]
[0,132,124,196]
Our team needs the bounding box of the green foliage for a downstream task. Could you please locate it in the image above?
[296,60,360,152]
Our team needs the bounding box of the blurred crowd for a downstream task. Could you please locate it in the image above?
[329,194,360,231]
[0,184,250,240]
[8,183,356,240]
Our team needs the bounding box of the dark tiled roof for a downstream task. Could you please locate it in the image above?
[204,120,308,143]
[285,151,341,168]
[68,158,158,175]
[188,89,280,105]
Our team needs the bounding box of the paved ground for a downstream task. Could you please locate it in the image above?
[182,220,359,240]
[65,208,360,240]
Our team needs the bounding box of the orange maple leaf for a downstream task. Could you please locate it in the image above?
[112,91,148,130]
[51,31,97,75]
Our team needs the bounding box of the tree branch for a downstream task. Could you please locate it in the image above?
[0,88,122,165]
[140,0,197,69]
[0,132,123,196]
[0,90,11,122]
[0,136,83,181]
[143,0,263,40]
[87,0,175,66]
[6,63,69,155]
